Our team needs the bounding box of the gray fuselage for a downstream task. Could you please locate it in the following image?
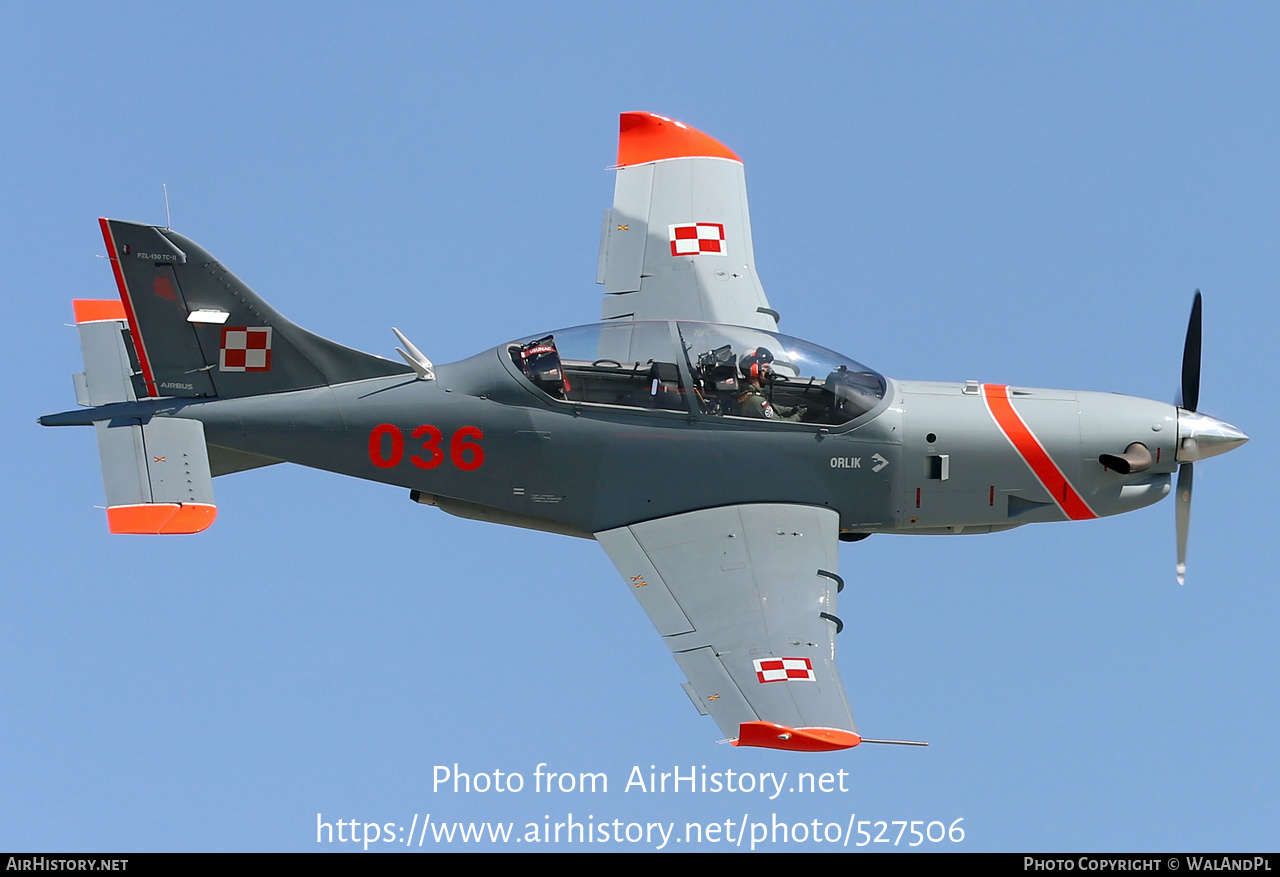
[186,336,1179,540]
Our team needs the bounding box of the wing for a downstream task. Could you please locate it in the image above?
[596,113,780,332]
[595,504,860,751]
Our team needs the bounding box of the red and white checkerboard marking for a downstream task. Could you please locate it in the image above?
[220,327,273,372]
[669,222,726,256]
[753,657,815,684]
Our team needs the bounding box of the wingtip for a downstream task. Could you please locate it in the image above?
[616,112,741,167]
[733,722,861,752]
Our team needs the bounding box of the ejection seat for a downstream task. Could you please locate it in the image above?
[692,344,742,415]
[514,336,569,400]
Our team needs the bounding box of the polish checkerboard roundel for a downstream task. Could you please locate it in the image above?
[753,657,815,683]
[220,327,273,372]
[669,222,726,257]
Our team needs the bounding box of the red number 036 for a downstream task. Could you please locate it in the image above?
[368,424,484,471]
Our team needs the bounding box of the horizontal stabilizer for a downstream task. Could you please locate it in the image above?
[94,415,217,534]
[73,299,142,405]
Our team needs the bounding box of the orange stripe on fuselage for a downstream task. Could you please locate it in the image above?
[981,384,1096,521]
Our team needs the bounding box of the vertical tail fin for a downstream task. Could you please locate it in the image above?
[99,218,410,400]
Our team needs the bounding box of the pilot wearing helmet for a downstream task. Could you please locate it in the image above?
[738,347,806,421]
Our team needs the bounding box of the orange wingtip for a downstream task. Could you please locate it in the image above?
[73,299,127,324]
[106,503,217,535]
[734,722,862,752]
[617,112,741,167]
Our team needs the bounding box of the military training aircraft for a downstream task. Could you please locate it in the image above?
[41,112,1248,752]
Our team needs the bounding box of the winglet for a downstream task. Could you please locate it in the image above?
[617,112,741,167]
[734,722,862,752]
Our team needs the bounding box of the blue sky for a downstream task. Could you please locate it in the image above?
[3,2,1277,852]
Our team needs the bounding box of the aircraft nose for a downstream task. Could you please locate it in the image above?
[1176,409,1249,463]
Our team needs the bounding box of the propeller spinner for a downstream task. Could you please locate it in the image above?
[1173,291,1248,584]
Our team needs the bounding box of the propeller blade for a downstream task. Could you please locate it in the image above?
[1179,290,1202,412]
[1175,462,1193,585]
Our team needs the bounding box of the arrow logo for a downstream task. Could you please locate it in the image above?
[871,453,889,473]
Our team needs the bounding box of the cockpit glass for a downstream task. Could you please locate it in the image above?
[507,321,885,425]
[509,322,688,411]
[676,322,886,423]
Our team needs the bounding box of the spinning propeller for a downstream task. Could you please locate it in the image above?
[1173,291,1248,584]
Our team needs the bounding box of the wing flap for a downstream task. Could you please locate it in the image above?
[594,525,694,636]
